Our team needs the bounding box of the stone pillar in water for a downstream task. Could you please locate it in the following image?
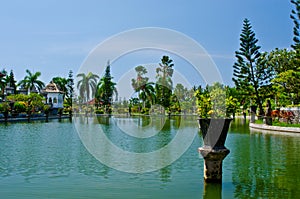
[198,147,230,182]
[264,100,272,125]
[250,105,257,123]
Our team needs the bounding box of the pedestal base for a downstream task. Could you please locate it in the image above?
[199,147,230,183]
[250,112,256,123]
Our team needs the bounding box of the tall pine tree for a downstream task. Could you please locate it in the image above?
[8,70,17,94]
[233,18,271,116]
[291,0,300,50]
[96,61,117,113]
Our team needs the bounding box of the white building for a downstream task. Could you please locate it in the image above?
[41,82,64,109]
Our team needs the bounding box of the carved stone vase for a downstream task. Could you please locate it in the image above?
[198,118,232,149]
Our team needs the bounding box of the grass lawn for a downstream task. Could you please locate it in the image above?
[255,119,300,128]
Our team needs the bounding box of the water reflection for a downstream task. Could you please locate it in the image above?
[0,120,111,181]
[230,118,300,198]
[1,117,300,198]
[73,115,198,174]
[203,182,222,199]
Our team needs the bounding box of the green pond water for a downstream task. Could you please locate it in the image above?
[0,116,299,199]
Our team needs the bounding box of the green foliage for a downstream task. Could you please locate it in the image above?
[7,70,17,94]
[194,83,239,118]
[0,102,10,113]
[95,109,104,114]
[57,108,64,116]
[52,76,68,94]
[27,93,45,113]
[155,56,174,109]
[141,107,150,115]
[291,0,300,50]
[96,61,117,113]
[233,18,272,115]
[194,85,212,118]
[266,48,298,74]
[76,71,99,102]
[131,65,155,110]
[209,83,227,117]
[255,119,300,128]
[0,69,7,98]
[6,94,28,102]
[14,101,27,113]
[272,70,300,105]
[264,48,300,106]
[67,70,74,105]
[43,104,51,113]
[18,69,45,92]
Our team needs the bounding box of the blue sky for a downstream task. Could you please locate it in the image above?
[0,0,294,97]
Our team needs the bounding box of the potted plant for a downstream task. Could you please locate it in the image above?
[194,83,233,150]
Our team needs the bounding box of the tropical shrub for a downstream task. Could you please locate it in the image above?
[14,101,27,113]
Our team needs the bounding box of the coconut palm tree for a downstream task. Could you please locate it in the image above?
[155,56,174,109]
[139,82,155,108]
[18,69,45,93]
[131,65,156,110]
[52,76,68,97]
[76,72,99,103]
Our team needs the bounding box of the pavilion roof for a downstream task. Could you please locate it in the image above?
[41,82,64,94]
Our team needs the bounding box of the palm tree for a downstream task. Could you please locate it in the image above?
[18,69,45,93]
[52,77,68,97]
[76,72,99,103]
[155,56,174,109]
[139,82,155,108]
[131,65,148,93]
[131,65,155,110]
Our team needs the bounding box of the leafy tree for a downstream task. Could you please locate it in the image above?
[95,61,117,113]
[26,93,45,121]
[173,83,186,101]
[232,18,272,116]
[225,86,239,118]
[155,56,174,110]
[172,84,196,114]
[265,48,299,106]
[13,101,27,113]
[272,70,300,105]
[18,69,45,93]
[6,94,28,102]
[0,102,10,122]
[76,72,99,103]
[266,48,298,73]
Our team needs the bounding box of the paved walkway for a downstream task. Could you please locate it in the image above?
[249,123,300,133]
